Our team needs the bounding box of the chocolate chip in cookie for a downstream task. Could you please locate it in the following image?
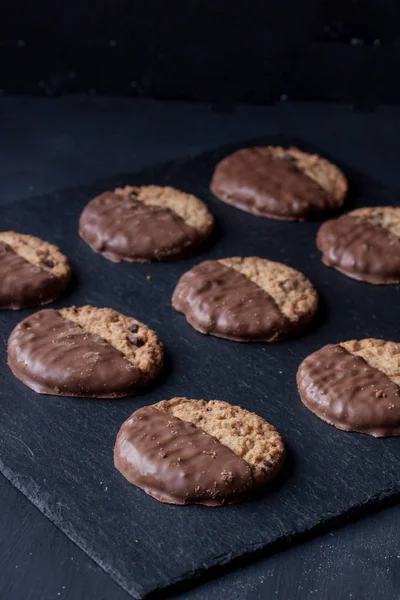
[0,231,71,310]
[8,305,164,398]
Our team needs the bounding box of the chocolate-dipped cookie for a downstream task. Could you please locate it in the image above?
[297,339,400,437]
[79,185,214,263]
[210,146,347,221]
[114,397,285,506]
[317,206,400,284]
[172,257,318,342]
[8,306,163,398]
[0,232,71,310]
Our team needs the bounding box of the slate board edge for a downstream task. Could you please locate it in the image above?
[1,131,381,211]
[155,483,400,600]
[1,455,399,600]
[1,134,400,599]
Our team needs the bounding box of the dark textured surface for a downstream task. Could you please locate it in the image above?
[1,2,399,105]
[0,133,400,598]
[2,466,400,600]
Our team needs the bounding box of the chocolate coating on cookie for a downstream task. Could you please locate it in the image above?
[8,309,143,398]
[79,187,213,263]
[114,406,255,506]
[172,259,315,342]
[0,241,68,310]
[297,344,400,437]
[317,212,400,284]
[210,147,346,221]
[155,398,285,484]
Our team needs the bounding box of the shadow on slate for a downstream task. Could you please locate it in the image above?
[0,135,400,600]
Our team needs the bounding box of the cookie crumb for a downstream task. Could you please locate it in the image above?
[203,450,216,458]
[221,470,233,482]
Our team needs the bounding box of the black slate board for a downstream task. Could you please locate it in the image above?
[1,136,400,599]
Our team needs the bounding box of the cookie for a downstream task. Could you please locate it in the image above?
[79,185,214,263]
[210,146,347,221]
[114,397,285,506]
[172,257,318,342]
[0,232,71,310]
[297,339,400,437]
[317,207,400,284]
[8,306,163,398]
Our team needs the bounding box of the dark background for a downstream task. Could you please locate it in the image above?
[2,2,400,599]
[0,0,399,107]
